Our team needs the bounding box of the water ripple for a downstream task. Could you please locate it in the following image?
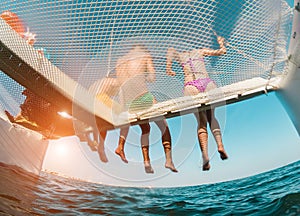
[0,160,300,215]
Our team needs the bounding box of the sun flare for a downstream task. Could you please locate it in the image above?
[55,143,68,156]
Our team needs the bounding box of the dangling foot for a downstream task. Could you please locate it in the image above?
[165,161,178,173]
[144,161,154,174]
[202,160,210,171]
[218,149,228,160]
[115,148,128,163]
[162,143,178,172]
[97,145,108,163]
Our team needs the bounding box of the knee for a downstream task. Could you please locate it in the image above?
[198,127,207,135]
[163,141,171,150]
[206,82,217,91]
[212,128,221,135]
[184,85,199,96]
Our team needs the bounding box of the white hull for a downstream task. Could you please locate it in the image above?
[0,109,48,175]
[277,0,300,135]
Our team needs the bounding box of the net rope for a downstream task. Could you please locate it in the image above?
[0,0,293,123]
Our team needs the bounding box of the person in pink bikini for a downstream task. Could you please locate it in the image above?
[166,36,228,171]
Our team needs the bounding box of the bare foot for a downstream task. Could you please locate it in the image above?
[165,161,178,173]
[144,161,154,174]
[218,149,228,160]
[115,148,128,163]
[202,161,210,171]
[97,145,108,163]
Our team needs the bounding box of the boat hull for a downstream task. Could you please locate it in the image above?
[0,110,48,175]
[277,0,300,135]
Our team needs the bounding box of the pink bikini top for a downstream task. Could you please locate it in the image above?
[181,57,204,73]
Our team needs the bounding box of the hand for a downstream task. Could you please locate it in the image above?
[166,70,176,76]
[217,36,225,43]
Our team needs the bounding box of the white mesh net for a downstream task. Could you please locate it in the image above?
[0,0,294,122]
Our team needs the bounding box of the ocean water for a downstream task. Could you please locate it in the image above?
[0,160,299,216]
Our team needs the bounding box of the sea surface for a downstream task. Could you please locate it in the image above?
[0,160,299,215]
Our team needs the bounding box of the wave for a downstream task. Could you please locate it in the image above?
[0,160,299,215]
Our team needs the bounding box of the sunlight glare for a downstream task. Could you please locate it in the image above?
[55,143,68,156]
[57,111,73,119]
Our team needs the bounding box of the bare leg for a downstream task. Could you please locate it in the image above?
[196,112,210,171]
[154,120,178,172]
[86,131,98,152]
[115,127,129,163]
[162,142,178,172]
[97,131,108,163]
[142,146,154,174]
[140,123,154,174]
[213,129,228,160]
[206,109,228,160]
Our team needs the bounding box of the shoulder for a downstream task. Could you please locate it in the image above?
[116,57,127,65]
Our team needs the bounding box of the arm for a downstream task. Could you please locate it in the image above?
[116,58,125,86]
[103,77,120,97]
[201,36,226,56]
[146,54,156,82]
[166,47,180,76]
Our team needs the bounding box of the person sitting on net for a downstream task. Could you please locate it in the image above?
[114,44,178,173]
[166,36,228,171]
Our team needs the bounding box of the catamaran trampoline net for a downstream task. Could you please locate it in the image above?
[0,0,293,121]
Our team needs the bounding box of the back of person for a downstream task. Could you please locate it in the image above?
[116,45,155,112]
[116,45,150,81]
